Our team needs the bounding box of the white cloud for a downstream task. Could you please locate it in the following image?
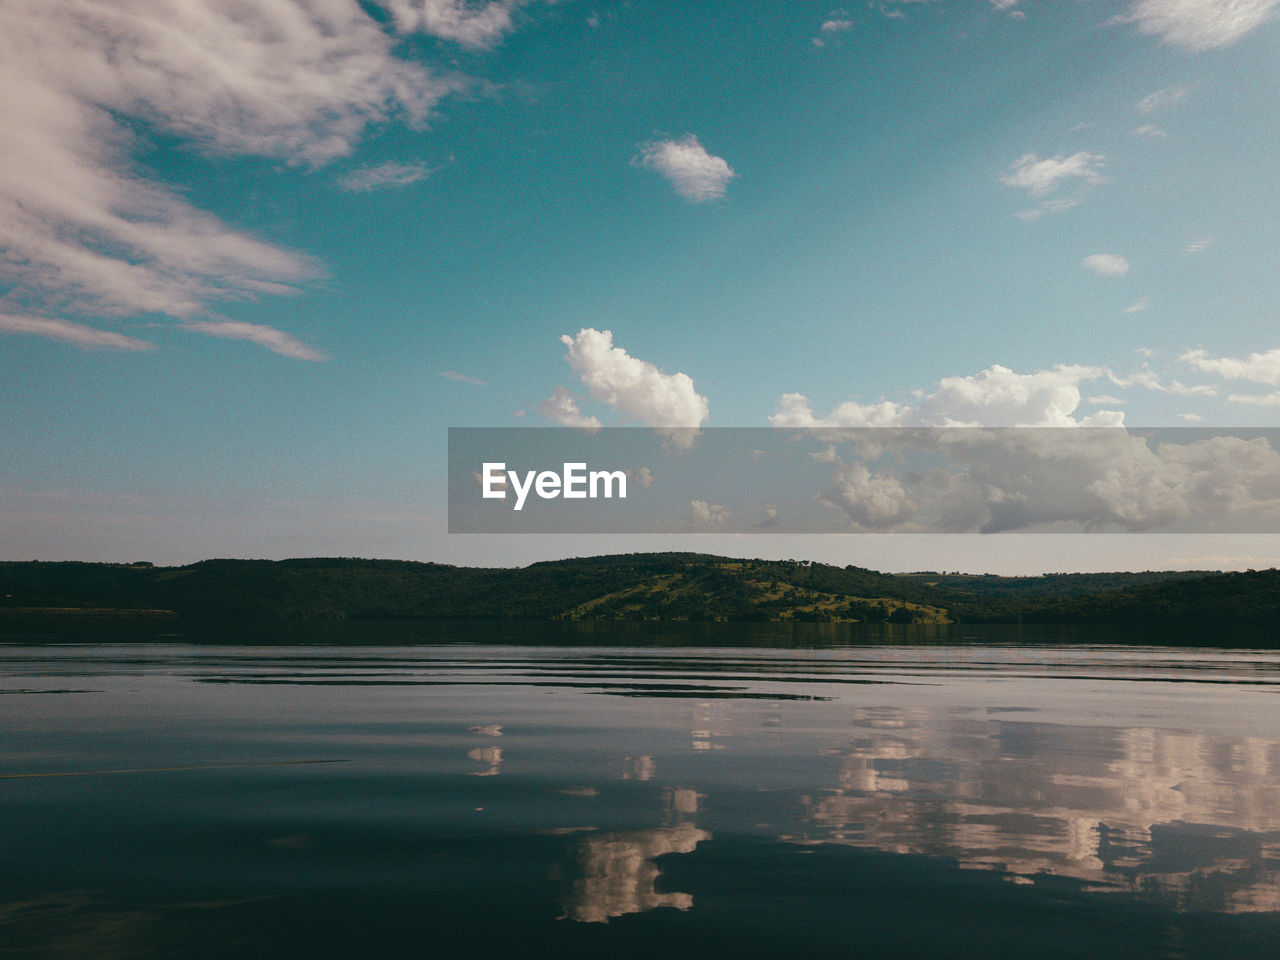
[180,321,327,361]
[1108,365,1217,396]
[441,370,485,385]
[627,467,656,488]
[0,1,528,357]
[1136,85,1187,113]
[559,328,709,432]
[1086,394,1127,405]
[810,431,1280,533]
[1183,347,1280,385]
[1228,392,1280,406]
[1082,254,1131,276]
[689,499,730,527]
[820,19,854,32]
[0,313,155,351]
[1184,237,1215,253]
[636,135,736,203]
[817,462,915,530]
[772,364,1122,429]
[1114,0,1279,51]
[1000,152,1107,197]
[338,161,435,192]
[1178,412,1205,421]
[378,0,524,49]
[1014,197,1083,221]
[537,386,603,430]
[1131,124,1167,137]
[1121,297,1149,313]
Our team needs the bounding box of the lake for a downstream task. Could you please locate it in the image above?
[2,622,1279,958]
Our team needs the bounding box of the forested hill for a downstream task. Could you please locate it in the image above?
[0,554,1275,624]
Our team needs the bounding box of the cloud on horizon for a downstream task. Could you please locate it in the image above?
[772,364,1123,429]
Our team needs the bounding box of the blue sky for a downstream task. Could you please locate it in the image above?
[3,0,1279,571]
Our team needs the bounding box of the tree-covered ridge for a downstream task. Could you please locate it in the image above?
[0,554,1276,625]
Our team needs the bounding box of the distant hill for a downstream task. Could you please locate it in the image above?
[1,554,1275,625]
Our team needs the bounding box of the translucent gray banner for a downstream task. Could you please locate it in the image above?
[448,427,1280,534]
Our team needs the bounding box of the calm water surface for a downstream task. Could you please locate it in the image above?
[2,623,1279,958]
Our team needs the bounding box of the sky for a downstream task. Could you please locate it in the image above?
[2,0,1279,572]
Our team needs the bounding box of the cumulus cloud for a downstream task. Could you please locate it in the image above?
[1000,152,1108,197]
[0,313,155,352]
[337,161,435,192]
[688,499,730,527]
[1183,347,1280,385]
[636,135,736,202]
[0,1,524,356]
[820,19,854,32]
[1113,0,1279,51]
[627,466,656,488]
[1082,254,1131,276]
[808,430,1280,533]
[817,462,915,530]
[1136,85,1188,113]
[180,320,327,361]
[559,328,709,436]
[771,364,1122,429]
[537,386,603,430]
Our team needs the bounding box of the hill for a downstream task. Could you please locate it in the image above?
[1,554,1275,625]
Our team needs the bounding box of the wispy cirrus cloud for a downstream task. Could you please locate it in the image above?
[379,0,525,49]
[1000,151,1107,219]
[0,313,155,352]
[180,321,328,361]
[1136,85,1188,114]
[338,161,436,192]
[636,135,736,203]
[0,1,525,357]
[1113,0,1279,51]
[441,370,485,386]
[1108,365,1217,397]
[1000,152,1108,197]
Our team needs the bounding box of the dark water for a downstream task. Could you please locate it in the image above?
[3,624,1280,958]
